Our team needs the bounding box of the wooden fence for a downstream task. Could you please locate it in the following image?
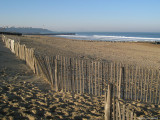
[2,35,36,74]
[35,54,160,105]
[105,84,138,120]
[2,35,160,119]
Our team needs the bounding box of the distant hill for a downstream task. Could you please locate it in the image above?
[0,27,54,34]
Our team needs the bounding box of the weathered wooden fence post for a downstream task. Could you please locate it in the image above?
[72,58,75,92]
[55,56,58,92]
[88,60,91,94]
[105,83,113,120]
[91,61,94,95]
[61,56,63,92]
[76,59,78,94]
[64,56,66,92]
[118,66,125,99]
[95,62,97,96]
[122,67,125,99]
[101,62,104,95]
[86,60,88,94]
[118,67,122,99]
[70,58,73,93]
[82,60,85,93]
[79,59,82,94]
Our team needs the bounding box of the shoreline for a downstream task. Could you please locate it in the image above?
[52,32,160,42]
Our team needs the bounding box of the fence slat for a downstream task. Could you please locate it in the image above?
[146,69,149,102]
[66,57,69,92]
[131,66,134,100]
[122,67,125,99]
[79,59,82,94]
[72,58,75,93]
[138,67,141,101]
[64,57,66,92]
[144,69,147,102]
[110,63,113,83]
[91,61,94,95]
[88,60,91,94]
[118,67,122,99]
[150,69,153,102]
[153,70,156,103]
[126,106,129,120]
[128,66,131,100]
[60,56,63,92]
[101,62,104,96]
[55,56,58,92]
[70,58,73,93]
[113,63,116,120]
[105,84,113,120]
[116,101,118,120]
[116,63,119,98]
[95,62,97,96]
[117,101,121,120]
[140,68,143,101]
[86,60,88,94]
[98,61,100,96]
[122,104,125,120]
[75,59,78,94]
[113,95,115,120]
[125,65,128,99]
[82,60,85,93]
[155,70,159,104]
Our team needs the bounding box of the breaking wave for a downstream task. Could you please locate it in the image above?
[55,34,160,42]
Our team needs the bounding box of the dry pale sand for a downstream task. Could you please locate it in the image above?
[10,35,160,69]
[0,37,106,119]
[1,36,160,119]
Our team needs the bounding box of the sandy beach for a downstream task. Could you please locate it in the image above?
[10,35,160,69]
[0,35,160,119]
[1,0,160,119]
[0,37,106,119]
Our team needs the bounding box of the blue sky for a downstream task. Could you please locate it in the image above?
[0,0,160,32]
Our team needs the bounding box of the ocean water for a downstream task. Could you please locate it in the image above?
[55,32,160,42]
